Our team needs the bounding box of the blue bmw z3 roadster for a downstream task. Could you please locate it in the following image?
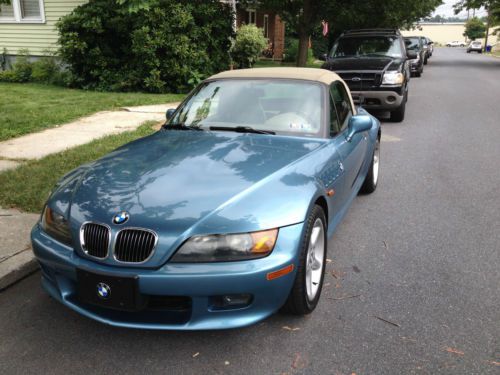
[31,68,381,330]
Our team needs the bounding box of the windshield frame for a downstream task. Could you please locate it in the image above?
[329,35,405,59]
[166,78,330,139]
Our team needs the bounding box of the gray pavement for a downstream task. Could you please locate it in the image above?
[0,48,499,374]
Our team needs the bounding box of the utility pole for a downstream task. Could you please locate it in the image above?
[484,5,490,52]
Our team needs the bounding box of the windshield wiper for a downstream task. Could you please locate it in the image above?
[162,123,204,131]
[209,126,275,135]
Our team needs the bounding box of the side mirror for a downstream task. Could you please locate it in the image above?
[406,50,418,59]
[166,108,176,121]
[346,115,372,142]
[320,53,328,61]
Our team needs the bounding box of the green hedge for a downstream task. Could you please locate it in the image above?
[57,0,234,93]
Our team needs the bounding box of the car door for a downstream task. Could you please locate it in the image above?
[330,81,368,197]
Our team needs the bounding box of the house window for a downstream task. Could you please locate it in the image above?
[247,9,256,24]
[263,14,269,38]
[0,0,45,23]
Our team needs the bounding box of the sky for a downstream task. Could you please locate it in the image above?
[432,0,488,18]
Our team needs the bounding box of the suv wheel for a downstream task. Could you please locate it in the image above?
[390,94,406,122]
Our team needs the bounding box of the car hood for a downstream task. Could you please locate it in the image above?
[323,57,403,72]
[53,130,326,265]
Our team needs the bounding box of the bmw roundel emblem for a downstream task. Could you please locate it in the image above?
[113,211,129,225]
[96,282,111,299]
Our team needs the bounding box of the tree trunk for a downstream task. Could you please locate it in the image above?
[296,0,313,67]
[297,32,310,67]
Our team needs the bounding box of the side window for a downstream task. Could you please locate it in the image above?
[331,82,353,131]
[329,84,341,136]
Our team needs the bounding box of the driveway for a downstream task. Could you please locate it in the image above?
[0,48,499,374]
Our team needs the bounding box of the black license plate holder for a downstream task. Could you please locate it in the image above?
[77,269,141,311]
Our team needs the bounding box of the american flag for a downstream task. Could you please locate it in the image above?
[321,20,329,37]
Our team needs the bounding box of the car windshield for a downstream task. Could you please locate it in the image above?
[330,35,403,58]
[405,37,421,50]
[169,79,324,137]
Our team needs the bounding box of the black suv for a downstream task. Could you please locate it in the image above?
[404,36,426,76]
[322,29,416,122]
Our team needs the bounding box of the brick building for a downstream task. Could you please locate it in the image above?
[223,1,285,59]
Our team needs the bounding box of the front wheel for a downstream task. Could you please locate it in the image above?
[282,205,327,315]
[390,96,406,122]
[360,137,380,194]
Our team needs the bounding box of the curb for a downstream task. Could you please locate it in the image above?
[0,248,39,291]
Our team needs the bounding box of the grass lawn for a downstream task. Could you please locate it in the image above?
[0,83,184,141]
[254,59,323,69]
[0,122,157,213]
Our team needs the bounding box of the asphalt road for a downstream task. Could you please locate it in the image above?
[1,48,499,375]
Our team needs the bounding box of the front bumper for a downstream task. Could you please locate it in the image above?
[351,90,405,110]
[31,222,305,330]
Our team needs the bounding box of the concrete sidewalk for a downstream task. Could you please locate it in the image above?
[0,102,180,289]
[0,103,180,161]
[0,208,39,290]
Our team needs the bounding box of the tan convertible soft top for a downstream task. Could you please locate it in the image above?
[209,67,341,86]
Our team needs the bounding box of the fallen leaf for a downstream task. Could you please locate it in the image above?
[382,240,388,249]
[291,353,307,370]
[324,282,331,287]
[282,326,300,331]
[331,270,339,279]
[224,361,230,365]
[326,258,333,263]
[335,283,341,288]
[443,347,464,356]
[192,352,200,358]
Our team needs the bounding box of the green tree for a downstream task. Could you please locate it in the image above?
[455,0,500,47]
[249,0,443,66]
[231,24,268,68]
[464,17,487,39]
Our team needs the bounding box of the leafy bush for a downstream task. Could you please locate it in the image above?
[283,38,299,62]
[12,50,32,82]
[57,0,234,93]
[31,56,60,84]
[231,24,267,68]
[283,38,315,64]
[0,49,32,82]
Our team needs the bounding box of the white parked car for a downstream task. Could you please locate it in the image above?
[467,41,482,53]
[446,41,465,47]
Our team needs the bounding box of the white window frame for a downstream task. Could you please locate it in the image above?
[263,14,269,38]
[247,9,256,24]
[0,0,45,24]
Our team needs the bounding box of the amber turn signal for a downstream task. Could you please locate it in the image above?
[250,229,278,254]
[266,264,295,281]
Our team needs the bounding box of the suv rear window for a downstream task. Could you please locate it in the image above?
[330,35,404,59]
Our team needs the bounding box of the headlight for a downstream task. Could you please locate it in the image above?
[170,229,279,262]
[40,206,72,246]
[382,71,404,85]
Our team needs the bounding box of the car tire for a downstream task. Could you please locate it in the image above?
[359,137,380,194]
[282,205,327,315]
[424,57,428,65]
[390,95,406,122]
[415,71,421,77]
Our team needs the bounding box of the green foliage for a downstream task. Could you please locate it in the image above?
[283,38,314,64]
[0,49,68,85]
[0,48,8,71]
[464,17,487,39]
[57,0,234,93]
[231,24,268,68]
[251,0,443,66]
